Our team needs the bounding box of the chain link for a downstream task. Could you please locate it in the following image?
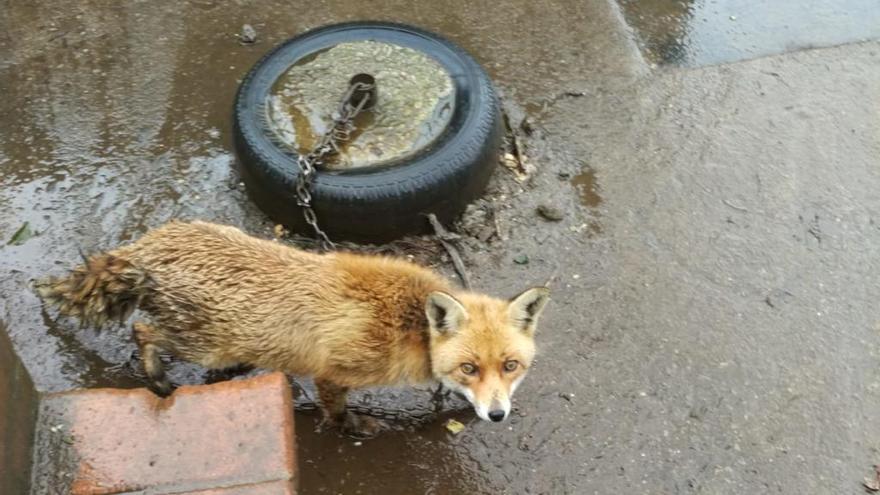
[293,399,448,424]
[294,78,375,251]
[292,383,460,425]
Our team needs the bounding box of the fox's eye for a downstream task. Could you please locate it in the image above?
[460,363,477,375]
[503,360,519,372]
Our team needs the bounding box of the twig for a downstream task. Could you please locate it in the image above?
[504,112,525,172]
[493,212,504,241]
[47,30,69,43]
[426,213,471,290]
[425,213,454,242]
[544,266,560,289]
[511,133,526,172]
[501,110,528,178]
[485,202,504,241]
[722,199,749,212]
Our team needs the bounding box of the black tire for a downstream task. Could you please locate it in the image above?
[233,22,502,243]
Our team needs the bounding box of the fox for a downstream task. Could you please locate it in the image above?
[37,220,550,437]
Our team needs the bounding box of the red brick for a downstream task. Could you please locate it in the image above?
[182,480,296,494]
[42,372,296,495]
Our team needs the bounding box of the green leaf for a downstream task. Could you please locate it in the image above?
[8,222,33,246]
[513,254,529,265]
[444,419,465,435]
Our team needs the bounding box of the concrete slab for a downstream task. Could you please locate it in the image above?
[617,0,880,66]
[0,323,39,495]
[486,37,880,494]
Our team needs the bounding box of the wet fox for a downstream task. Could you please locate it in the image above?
[38,220,550,436]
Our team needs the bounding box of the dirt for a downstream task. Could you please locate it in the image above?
[570,167,602,208]
[2,1,880,494]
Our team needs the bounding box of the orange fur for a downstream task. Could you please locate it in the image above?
[39,220,550,435]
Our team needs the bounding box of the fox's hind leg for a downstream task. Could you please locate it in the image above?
[204,363,255,384]
[315,379,350,421]
[315,378,385,439]
[132,322,174,397]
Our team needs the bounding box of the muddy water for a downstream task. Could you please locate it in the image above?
[571,167,602,208]
[618,0,880,66]
[296,411,488,493]
[270,41,454,169]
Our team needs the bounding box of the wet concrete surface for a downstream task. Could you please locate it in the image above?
[2,0,880,493]
[619,0,880,66]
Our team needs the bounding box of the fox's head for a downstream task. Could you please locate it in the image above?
[425,287,550,422]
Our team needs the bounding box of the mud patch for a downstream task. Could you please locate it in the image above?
[571,166,602,208]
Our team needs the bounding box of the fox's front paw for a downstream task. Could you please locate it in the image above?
[341,413,386,439]
[149,378,175,398]
[318,411,386,439]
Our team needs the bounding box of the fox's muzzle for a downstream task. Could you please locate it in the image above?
[488,408,506,422]
[470,395,510,422]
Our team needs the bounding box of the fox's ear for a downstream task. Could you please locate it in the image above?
[508,287,550,333]
[425,292,468,335]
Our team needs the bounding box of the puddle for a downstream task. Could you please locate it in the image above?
[269,40,455,169]
[571,167,602,208]
[295,411,489,494]
[617,0,880,66]
[570,167,602,237]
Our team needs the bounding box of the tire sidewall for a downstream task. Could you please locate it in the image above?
[233,22,501,241]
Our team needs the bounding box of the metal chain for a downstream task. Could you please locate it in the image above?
[289,80,468,425]
[294,78,375,251]
[293,400,448,424]
[292,383,460,425]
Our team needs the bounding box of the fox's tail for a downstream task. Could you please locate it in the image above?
[37,252,154,328]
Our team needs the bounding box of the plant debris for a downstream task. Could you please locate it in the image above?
[8,222,33,245]
[502,153,529,182]
[501,110,535,182]
[272,224,288,239]
[458,200,502,243]
[864,465,880,492]
[513,254,529,265]
[427,213,471,289]
[445,419,465,435]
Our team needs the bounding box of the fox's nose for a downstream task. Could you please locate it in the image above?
[488,410,506,422]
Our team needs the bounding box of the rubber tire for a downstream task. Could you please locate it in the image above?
[233,22,502,243]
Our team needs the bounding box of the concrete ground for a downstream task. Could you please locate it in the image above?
[2,0,879,493]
